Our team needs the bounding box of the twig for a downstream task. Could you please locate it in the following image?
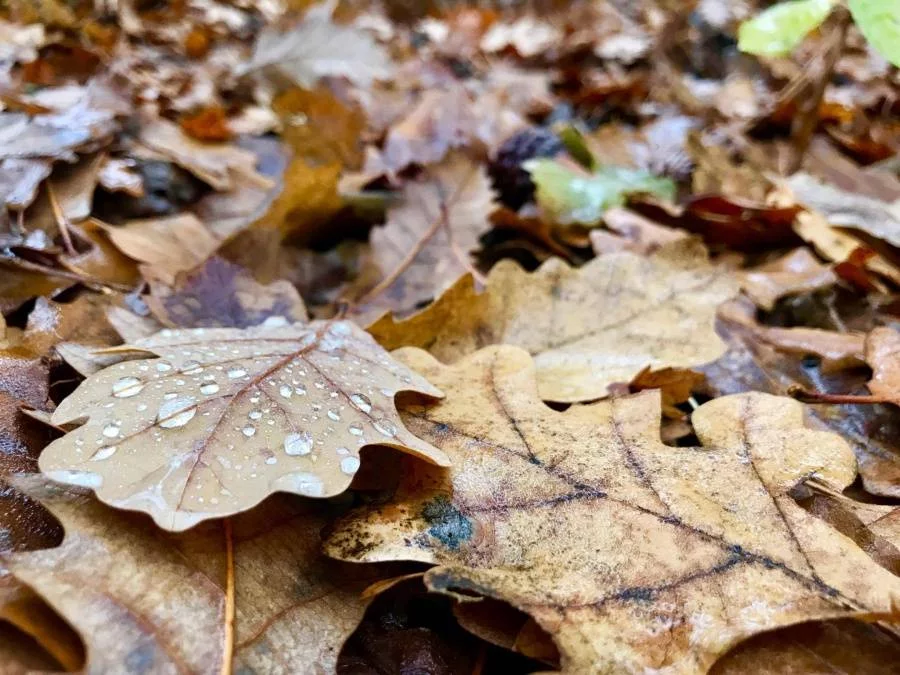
[788,385,885,405]
[46,183,78,257]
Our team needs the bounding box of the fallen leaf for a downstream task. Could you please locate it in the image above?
[739,248,837,311]
[4,475,384,673]
[369,240,737,402]
[179,106,232,143]
[848,0,900,67]
[0,158,52,209]
[738,0,836,57]
[757,327,866,370]
[526,157,676,226]
[97,157,143,197]
[137,118,261,192]
[480,16,563,57]
[348,152,496,323]
[789,172,900,248]
[325,345,900,673]
[590,207,689,256]
[147,256,308,329]
[245,0,393,89]
[60,219,141,288]
[38,320,448,530]
[864,326,900,405]
[628,366,706,419]
[101,214,220,286]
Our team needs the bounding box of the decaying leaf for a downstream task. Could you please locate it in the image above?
[325,346,900,674]
[147,256,308,329]
[4,476,383,673]
[369,240,737,402]
[349,152,496,323]
[39,320,448,530]
[245,0,393,89]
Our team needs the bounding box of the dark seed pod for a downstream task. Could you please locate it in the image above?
[489,127,564,210]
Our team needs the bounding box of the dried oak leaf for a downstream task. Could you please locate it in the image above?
[4,475,384,673]
[739,248,837,312]
[245,0,393,90]
[349,153,496,324]
[325,346,900,674]
[369,240,737,402]
[38,320,448,531]
[147,256,308,329]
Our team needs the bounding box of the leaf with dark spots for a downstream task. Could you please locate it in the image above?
[325,346,900,674]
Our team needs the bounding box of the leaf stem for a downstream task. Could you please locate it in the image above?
[788,385,885,405]
[221,518,235,675]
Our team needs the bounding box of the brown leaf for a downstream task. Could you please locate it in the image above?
[179,106,232,143]
[590,207,689,256]
[325,346,900,673]
[61,219,141,288]
[628,366,705,418]
[4,475,382,673]
[39,320,448,530]
[147,256,308,330]
[349,153,496,323]
[101,214,221,286]
[0,158,52,210]
[865,326,900,406]
[369,240,737,402]
[739,248,837,312]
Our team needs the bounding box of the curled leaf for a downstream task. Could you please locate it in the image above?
[39,320,447,531]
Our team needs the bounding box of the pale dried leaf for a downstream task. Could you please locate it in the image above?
[5,476,381,673]
[0,158,52,209]
[865,326,900,405]
[739,248,837,311]
[39,320,447,530]
[246,0,393,89]
[101,214,220,286]
[325,346,900,674]
[369,240,737,402]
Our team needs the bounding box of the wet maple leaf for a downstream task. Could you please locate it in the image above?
[4,476,384,673]
[369,240,737,402]
[349,152,496,323]
[38,320,448,531]
[325,346,900,674]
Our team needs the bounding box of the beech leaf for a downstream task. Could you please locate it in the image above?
[325,346,900,674]
[368,240,737,402]
[525,158,676,226]
[738,0,836,57]
[5,476,382,673]
[38,320,448,531]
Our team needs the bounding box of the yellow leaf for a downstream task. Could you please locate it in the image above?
[369,240,737,402]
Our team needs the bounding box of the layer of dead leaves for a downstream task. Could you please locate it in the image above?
[1,0,900,674]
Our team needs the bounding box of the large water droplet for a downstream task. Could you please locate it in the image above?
[228,367,248,379]
[156,361,172,372]
[372,418,397,438]
[271,472,324,497]
[348,423,364,436]
[181,361,203,375]
[284,431,313,456]
[112,376,144,398]
[350,393,372,413]
[279,384,293,399]
[92,445,118,461]
[242,425,256,437]
[157,396,198,429]
[340,456,361,475]
[200,382,220,395]
[248,410,262,420]
[102,423,121,438]
[327,409,341,422]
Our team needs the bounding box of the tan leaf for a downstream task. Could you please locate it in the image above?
[4,475,383,673]
[325,346,900,674]
[101,214,220,286]
[739,248,837,311]
[865,326,900,406]
[349,153,496,323]
[147,256,308,329]
[368,240,737,402]
[757,327,866,371]
[38,320,448,531]
[244,0,393,89]
[590,207,689,256]
[0,158,52,209]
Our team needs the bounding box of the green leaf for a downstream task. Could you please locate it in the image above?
[525,159,676,226]
[849,0,900,67]
[738,0,836,56]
